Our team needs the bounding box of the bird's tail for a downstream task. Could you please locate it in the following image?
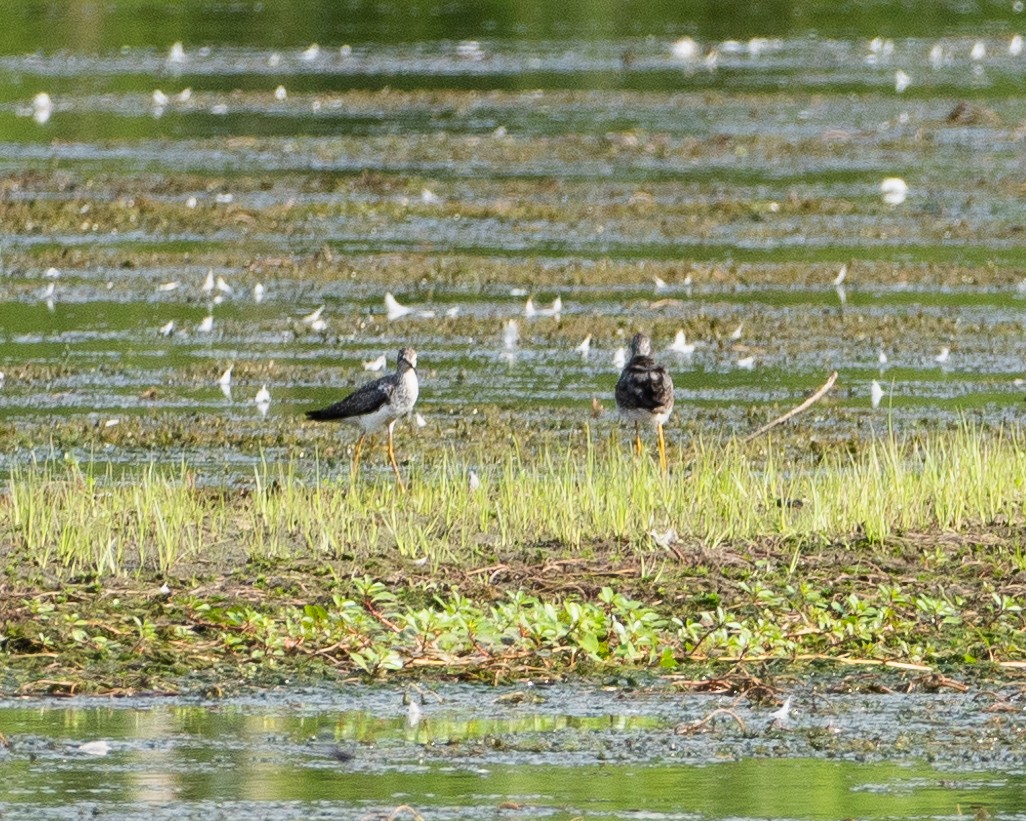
[305,405,345,422]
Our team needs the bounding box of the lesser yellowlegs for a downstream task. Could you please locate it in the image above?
[306,347,419,488]
[615,333,674,472]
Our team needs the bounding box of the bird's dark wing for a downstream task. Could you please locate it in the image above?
[616,356,674,413]
[306,378,393,422]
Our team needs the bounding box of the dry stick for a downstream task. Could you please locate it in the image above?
[674,707,747,735]
[742,370,839,443]
[387,805,426,821]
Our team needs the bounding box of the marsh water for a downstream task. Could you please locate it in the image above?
[4,0,1026,817]
[4,681,1026,820]
[0,1,1025,479]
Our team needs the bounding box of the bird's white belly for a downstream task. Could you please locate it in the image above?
[620,406,673,427]
[349,402,397,434]
[396,375,419,414]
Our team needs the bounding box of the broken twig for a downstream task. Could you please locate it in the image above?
[674,707,747,735]
[742,371,838,443]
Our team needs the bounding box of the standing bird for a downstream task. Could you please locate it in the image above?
[306,347,419,489]
[615,333,675,473]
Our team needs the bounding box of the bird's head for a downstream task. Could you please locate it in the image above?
[629,333,652,357]
[398,347,418,370]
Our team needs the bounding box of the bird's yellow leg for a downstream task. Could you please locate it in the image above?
[350,434,366,480]
[387,423,407,492]
[657,423,669,474]
[634,422,643,456]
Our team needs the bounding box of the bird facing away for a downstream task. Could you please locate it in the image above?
[306,347,419,489]
[615,333,674,472]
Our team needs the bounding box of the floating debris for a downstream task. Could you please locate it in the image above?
[255,385,271,416]
[363,354,386,372]
[649,526,678,549]
[871,380,885,408]
[385,292,412,321]
[456,40,485,61]
[770,695,793,728]
[667,330,696,356]
[670,37,700,62]
[575,335,591,359]
[77,740,110,757]
[217,365,233,400]
[167,41,186,64]
[502,319,519,351]
[880,177,908,206]
[525,295,562,319]
[301,306,324,324]
[32,92,53,124]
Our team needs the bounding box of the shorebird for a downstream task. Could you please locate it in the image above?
[615,333,674,472]
[305,347,419,489]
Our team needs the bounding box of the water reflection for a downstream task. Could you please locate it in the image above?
[0,686,1025,820]
[4,0,1026,52]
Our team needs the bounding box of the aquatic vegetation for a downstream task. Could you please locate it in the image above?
[4,16,1026,696]
[1,425,1025,690]
[5,424,1025,574]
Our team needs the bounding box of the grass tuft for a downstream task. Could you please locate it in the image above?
[2,424,1024,577]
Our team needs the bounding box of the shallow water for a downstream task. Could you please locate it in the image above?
[2,9,1026,473]
[4,1,1026,816]
[3,682,1026,820]
[1,12,1024,470]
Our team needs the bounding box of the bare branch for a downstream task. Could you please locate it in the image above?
[742,371,838,443]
